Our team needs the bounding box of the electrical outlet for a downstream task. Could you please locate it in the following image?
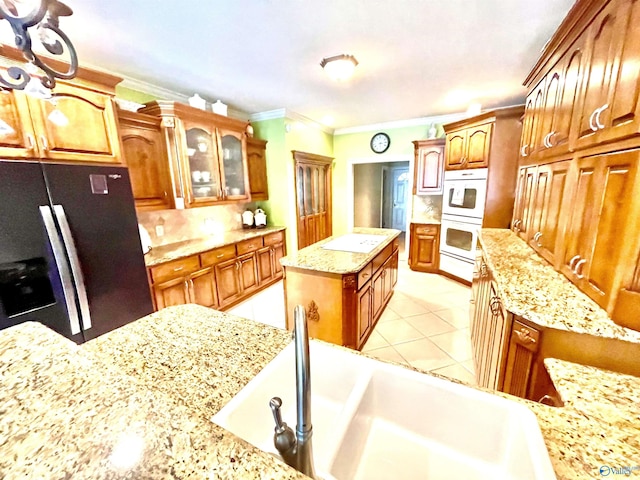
[155,224,164,237]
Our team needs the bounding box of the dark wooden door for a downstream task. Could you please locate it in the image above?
[294,151,333,249]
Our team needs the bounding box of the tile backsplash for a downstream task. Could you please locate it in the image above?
[137,204,249,247]
[412,194,443,223]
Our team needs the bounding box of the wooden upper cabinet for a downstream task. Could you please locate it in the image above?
[572,1,624,149]
[412,138,445,194]
[246,137,269,200]
[595,0,640,144]
[139,101,250,208]
[444,131,466,169]
[118,110,172,211]
[218,127,249,200]
[519,96,535,163]
[445,123,492,170]
[0,91,38,158]
[512,166,536,240]
[528,81,546,159]
[528,161,571,266]
[546,33,588,157]
[465,123,492,168]
[560,150,638,310]
[28,83,121,163]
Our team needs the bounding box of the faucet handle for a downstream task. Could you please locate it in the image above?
[269,397,297,458]
[269,397,286,433]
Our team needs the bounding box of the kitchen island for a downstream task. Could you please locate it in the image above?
[1,304,639,479]
[280,227,401,350]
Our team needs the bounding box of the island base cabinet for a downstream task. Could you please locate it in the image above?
[283,247,399,350]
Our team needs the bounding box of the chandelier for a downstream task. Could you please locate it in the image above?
[0,0,78,91]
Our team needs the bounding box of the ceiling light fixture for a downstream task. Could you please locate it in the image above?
[0,0,78,92]
[320,54,358,81]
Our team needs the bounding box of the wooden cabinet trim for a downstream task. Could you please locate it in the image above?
[149,255,200,283]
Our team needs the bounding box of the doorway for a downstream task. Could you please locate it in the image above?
[353,161,410,231]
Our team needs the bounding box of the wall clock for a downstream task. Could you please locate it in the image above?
[370,132,390,154]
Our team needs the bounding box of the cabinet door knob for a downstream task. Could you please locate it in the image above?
[595,104,608,130]
[40,135,49,151]
[520,145,529,157]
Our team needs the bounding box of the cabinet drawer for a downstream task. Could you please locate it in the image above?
[150,255,200,283]
[414,224,438,235]
[263,230,284,246]
[201,244,236,266]
[358,263,373,289]
[372,243,393,272]
[237,237,264,255]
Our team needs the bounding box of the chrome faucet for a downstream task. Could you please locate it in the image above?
[269,305,316,479]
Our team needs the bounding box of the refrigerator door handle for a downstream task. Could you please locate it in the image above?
[39,205,82,336]
[53,204,93,331]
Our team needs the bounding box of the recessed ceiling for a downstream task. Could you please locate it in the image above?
[59,0,575,128]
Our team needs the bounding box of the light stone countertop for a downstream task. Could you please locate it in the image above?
[3,304,639,479]
[479,228,640,344]
[145,226,286,267]
[280,227,401,274]
[0,307,306,480]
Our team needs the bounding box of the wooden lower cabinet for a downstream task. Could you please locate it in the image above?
[408,223,439,272]
[471,252,545,400]
[148,230,286,312]
[284,245,399,350]
[503,320,541,398]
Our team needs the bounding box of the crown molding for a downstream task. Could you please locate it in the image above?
[250,109,334,135]
[119,75,190,102]
[333,112,470,135]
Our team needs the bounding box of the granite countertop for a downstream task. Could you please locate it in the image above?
[280,227,401,274]
[145,226,286,267]
[0,307,306,480]
[1,305,639,479]
[540,359,640,478]
[479,228,640,344]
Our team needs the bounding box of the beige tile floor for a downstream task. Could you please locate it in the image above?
[227,248,476,386]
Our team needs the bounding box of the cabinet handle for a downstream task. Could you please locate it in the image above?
[589,108,599,132]
[547,131,556,147]
[184,281,190,302]
[40,135,49,151]
[189,279,194,290]
[536,232,543,247]
[26,133,35,150]
[520,145,529,157]
[543,133,551,148]
[236,262,240,271]
[533,232,540,241]
[173,266,184,272]
[575,259,587,278]
[595,104,608,130]
[515,328,536,345]
[362,272,369,278]
[216,253,224,258]
[569,255,581,270]
[163,191,168,198]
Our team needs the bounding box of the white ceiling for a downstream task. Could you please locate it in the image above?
[60,0,576,129]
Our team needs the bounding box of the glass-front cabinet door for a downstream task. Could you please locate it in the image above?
[183,122,222,205]
[218,128,249,200]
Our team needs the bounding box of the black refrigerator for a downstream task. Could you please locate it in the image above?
[0,160,153,343]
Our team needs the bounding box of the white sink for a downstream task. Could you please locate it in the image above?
[212,341,556,480]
